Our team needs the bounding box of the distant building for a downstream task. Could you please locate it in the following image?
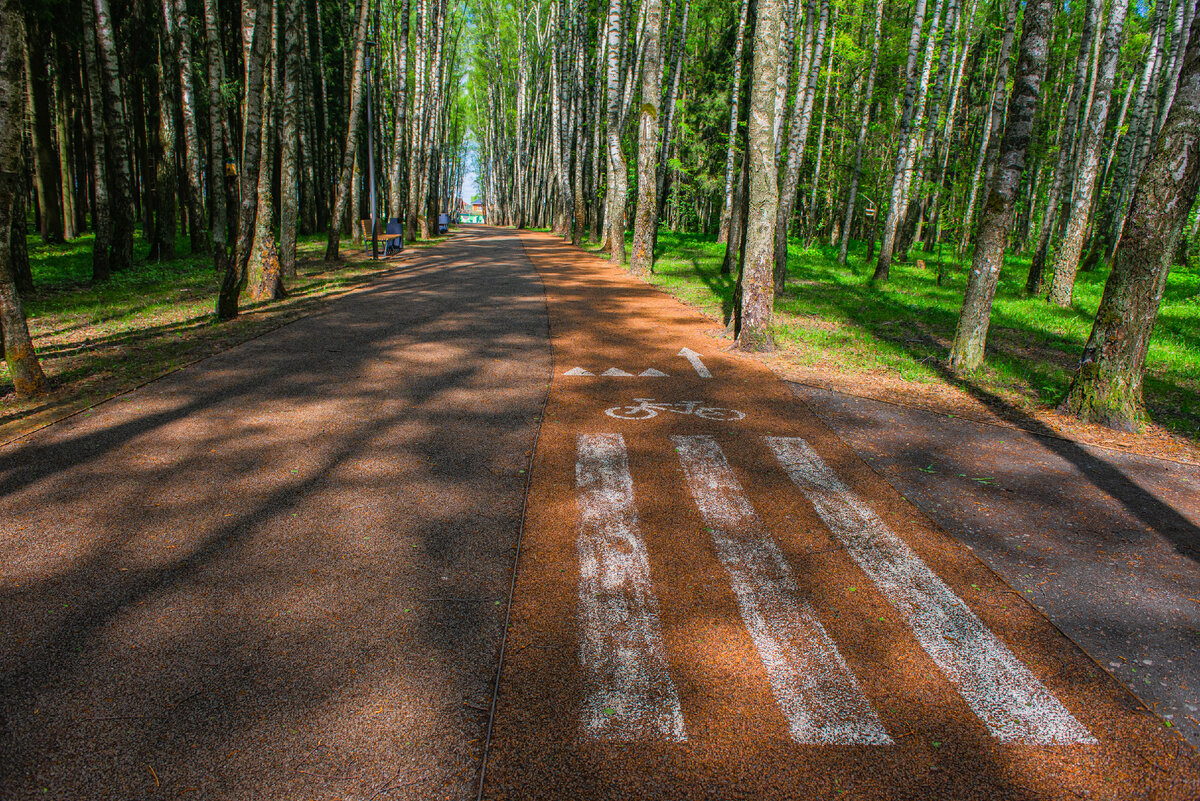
[459,201,486,224]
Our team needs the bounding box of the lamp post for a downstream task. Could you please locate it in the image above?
[365,32,378,259]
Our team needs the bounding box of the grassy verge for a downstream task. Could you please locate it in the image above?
[0,229,449,440]
[588,231,1199,445]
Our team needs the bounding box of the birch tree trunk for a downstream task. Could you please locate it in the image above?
[805,20,836,235]
[717,0,750,245]
[203,0,232,304]
[22,18,63,243]
[1026,0,1102,294]
[774,0,830,293]
[91,0,134,271]
[871,0,936,281]
[249,45,285,302]
[948,0,1054,371]
[0,0,48,396]
[838,0,884,265]
[388,0,411,220]
[163,0,207,254]
[737,0,782,352]
[958,0,1018,256]
[325,0,371,260]
[630,0,664,275]
[422,0,447,240]
[217,0,272,320]
[590,15,606,242]
[153,35,178,261]
[604,0,628,264]
[1047,0,1130,306]
[572,2,588,245]
[409,0,429,237]
[1062,9,1200,430]
[279,0,301,276]
[1156,0,1195,137]
[80,0,111,281]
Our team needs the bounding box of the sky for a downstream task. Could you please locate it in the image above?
[461,171,479,203]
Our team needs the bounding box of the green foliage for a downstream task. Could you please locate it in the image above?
[640,230,1200,440]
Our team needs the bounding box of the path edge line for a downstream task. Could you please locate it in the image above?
[474,230,555,801]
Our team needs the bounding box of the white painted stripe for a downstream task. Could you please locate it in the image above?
[671,435,891,745]
[639,368,670,377]
[575,434,686,742]
[678,347,712,378]
[601,367,634,376]
[564,367,594,376]
[765,437,1095,744]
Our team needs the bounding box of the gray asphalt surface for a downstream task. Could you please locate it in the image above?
[0,227,550,800]
[790,383,1200,750]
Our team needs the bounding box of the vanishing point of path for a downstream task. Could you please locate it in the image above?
[3,227,1199,800]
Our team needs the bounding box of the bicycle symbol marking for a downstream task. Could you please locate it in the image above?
[604,398,746,421]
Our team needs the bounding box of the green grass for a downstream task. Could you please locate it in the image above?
[611,230,1199,442]
[1,227,436,431]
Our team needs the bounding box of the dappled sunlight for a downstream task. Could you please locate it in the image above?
[0,229,551,799]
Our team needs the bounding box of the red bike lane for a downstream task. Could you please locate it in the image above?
[479,230,1200,800]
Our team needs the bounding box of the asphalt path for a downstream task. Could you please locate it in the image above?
[4,227,1199,801]
[0,227,550,800]
[790,384,1200,749]
[481,230,1200,800]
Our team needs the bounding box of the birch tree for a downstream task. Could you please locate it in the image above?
[948,0,1055,371]
[738,0,782,352]
[631,0,665,275]
[604,0,628,264]
[1047,0,1130,306]
[325,0,372,261]
[717,0,750,245]
[2,0,48,396]
[1062,7,1200,430]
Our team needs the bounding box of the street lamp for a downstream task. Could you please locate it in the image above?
[365,33,378,260]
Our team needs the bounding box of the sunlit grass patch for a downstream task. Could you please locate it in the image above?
[610,228,1198,443]
[1,229,429,431]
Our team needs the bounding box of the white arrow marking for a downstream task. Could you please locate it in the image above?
[765,437,1095,744]
[576,434,687,742]
[639,368,669,377]
[678,347,712,378]
[672,435,891,745]
[602,368,634,376]
[564,367,594,376]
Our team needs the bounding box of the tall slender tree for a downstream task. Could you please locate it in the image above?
[604,0,628,264]
[0,0,48,396]
[838,0,884,266]
[948,0,1055,371]
[630,0,664,275]
[738,0,782,352]
[326,0,372,261]
[1047,0,1130,306]
[717,0,750,245]
[1061,8,1200,430]
[165,0,208,254]
[90,0,134,271]
[775,0,830,292]
[280,0,302,276]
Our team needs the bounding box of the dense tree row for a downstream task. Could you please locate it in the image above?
[1,0,469,393]
[471,0,1200,431]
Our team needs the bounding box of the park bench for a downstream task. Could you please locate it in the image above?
[383,219,404,256]
[359,218,405,256]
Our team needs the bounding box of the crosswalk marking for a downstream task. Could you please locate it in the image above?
[575,434,687,742]
[671,434,893,745]
[765,437,1095,744]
